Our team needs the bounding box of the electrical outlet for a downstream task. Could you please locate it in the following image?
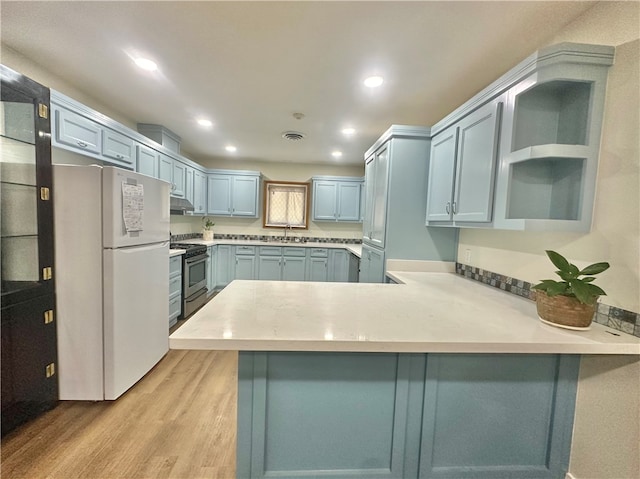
[464,249,472,263]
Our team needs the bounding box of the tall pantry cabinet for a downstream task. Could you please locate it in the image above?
[360,125,458,282]
[1,66,58,435]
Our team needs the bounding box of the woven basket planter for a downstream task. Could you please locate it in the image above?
[535,290,596,330]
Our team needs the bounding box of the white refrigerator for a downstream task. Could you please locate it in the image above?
[54,165,170,400]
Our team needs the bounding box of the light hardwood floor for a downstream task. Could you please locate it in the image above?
[1,349,238,479]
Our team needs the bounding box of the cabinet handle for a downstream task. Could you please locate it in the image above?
[77,140,87,148]
[446,202,450,214]
[452,202,457,214]
[116,154,124,159]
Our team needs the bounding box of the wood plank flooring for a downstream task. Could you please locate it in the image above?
[1,349,238,479]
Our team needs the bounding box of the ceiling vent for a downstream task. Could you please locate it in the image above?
[282,131,306,141]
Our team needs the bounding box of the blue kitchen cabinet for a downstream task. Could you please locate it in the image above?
[258,255,282,281]
[306,249,328,282]
[101,127,135,169]
[282,256,306,281]
[312,177,363,222]
[328,249,349,282]
[158,154,173,186]
[185,165,194,207]
[206,245,216,295]
[136,144,159,178]
[53,106,102,156]
[258,247,307,281]
[208,170,260,217]
[193,170,207,214]
[426,99,502,225]
[169,255,182,327]
[348,252,360,283]
[362,145,389,248]
[235,246,257,280]
[359,244,385,283]
[237,352,579,479]
[215,245,233,289]
[171,160,187,198]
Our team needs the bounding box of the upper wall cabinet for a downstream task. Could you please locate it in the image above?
[53,107,102,156]
[426,98,503,226]
[207,170,260,217]
[428,42,614,232]
[312,176,363,222]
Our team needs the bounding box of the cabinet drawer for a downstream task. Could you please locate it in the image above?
[169,275,182,297]
[235,245,256,255]
[283,247,306,257]
[102,128,135,167]
[169,295,181,318]
[259,246,282,256]
[170,256,182,276]
[309,248,328,258]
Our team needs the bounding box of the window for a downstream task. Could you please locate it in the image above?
[263,181,310,229]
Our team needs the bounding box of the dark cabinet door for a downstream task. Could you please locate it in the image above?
[1,65,57,436]
[1,295,58,436]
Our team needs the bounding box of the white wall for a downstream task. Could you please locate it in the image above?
[172,158,365,239]
[453,3,640,479]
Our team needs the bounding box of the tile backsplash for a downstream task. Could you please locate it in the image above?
[455,263,640,338]
[171,232,361,245]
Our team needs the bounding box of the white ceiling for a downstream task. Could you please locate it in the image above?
[1,1,595,166]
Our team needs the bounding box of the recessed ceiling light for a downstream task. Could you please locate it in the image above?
[197,118,213,128]
[331,151,342,158]
[225,145,237,153]
[341,128,356,135]
[134,57,158,72]
[364,76,383,88]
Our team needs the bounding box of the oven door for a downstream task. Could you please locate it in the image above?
[184,253,208,298]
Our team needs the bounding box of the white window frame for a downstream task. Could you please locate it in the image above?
[263,181,310,229]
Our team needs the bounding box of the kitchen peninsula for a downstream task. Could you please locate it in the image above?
[169,269,640,479]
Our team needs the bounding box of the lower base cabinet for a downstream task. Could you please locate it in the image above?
[238,352,579,479]
[169,256,182,327]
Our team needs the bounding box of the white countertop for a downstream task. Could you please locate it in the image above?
[169,270,640,355]
[177,238,362,257]
[170,248,186,257]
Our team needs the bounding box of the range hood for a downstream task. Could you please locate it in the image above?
[170,196,195,215]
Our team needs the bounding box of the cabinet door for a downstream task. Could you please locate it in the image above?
[158,154,173,186]
[453,101,502,223]
[328,249,349,282]
[258,256,282,281]
[370,145,389,248]
[235,255,256,280]
[102,128,135,168]
[206,246,215,293]
[232,176,259,216]
[359,246,385,283]
[215,245,232,288]
[307,257,328,282]
[185,166,194,206]
[193,171,207,214]
[282,256,306,281]
[1,295,58,436]
[172,160,187,198]
[362,155,376,243]
[336,182,361,221]
[313,181,338,220]
[426,126,457,222]
[208,175,232,215]
[55,108,101,155]
[137,145,158,178]
[348,253,360,283]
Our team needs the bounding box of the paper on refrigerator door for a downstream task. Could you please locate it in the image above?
[122,182,144,232]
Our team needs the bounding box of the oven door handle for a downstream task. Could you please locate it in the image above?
[185,254,208,264]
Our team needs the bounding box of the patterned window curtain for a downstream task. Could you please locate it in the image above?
[266,184,307,227]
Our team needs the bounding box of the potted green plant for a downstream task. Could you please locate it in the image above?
[533,250,609,330]
[202,217,215,241]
